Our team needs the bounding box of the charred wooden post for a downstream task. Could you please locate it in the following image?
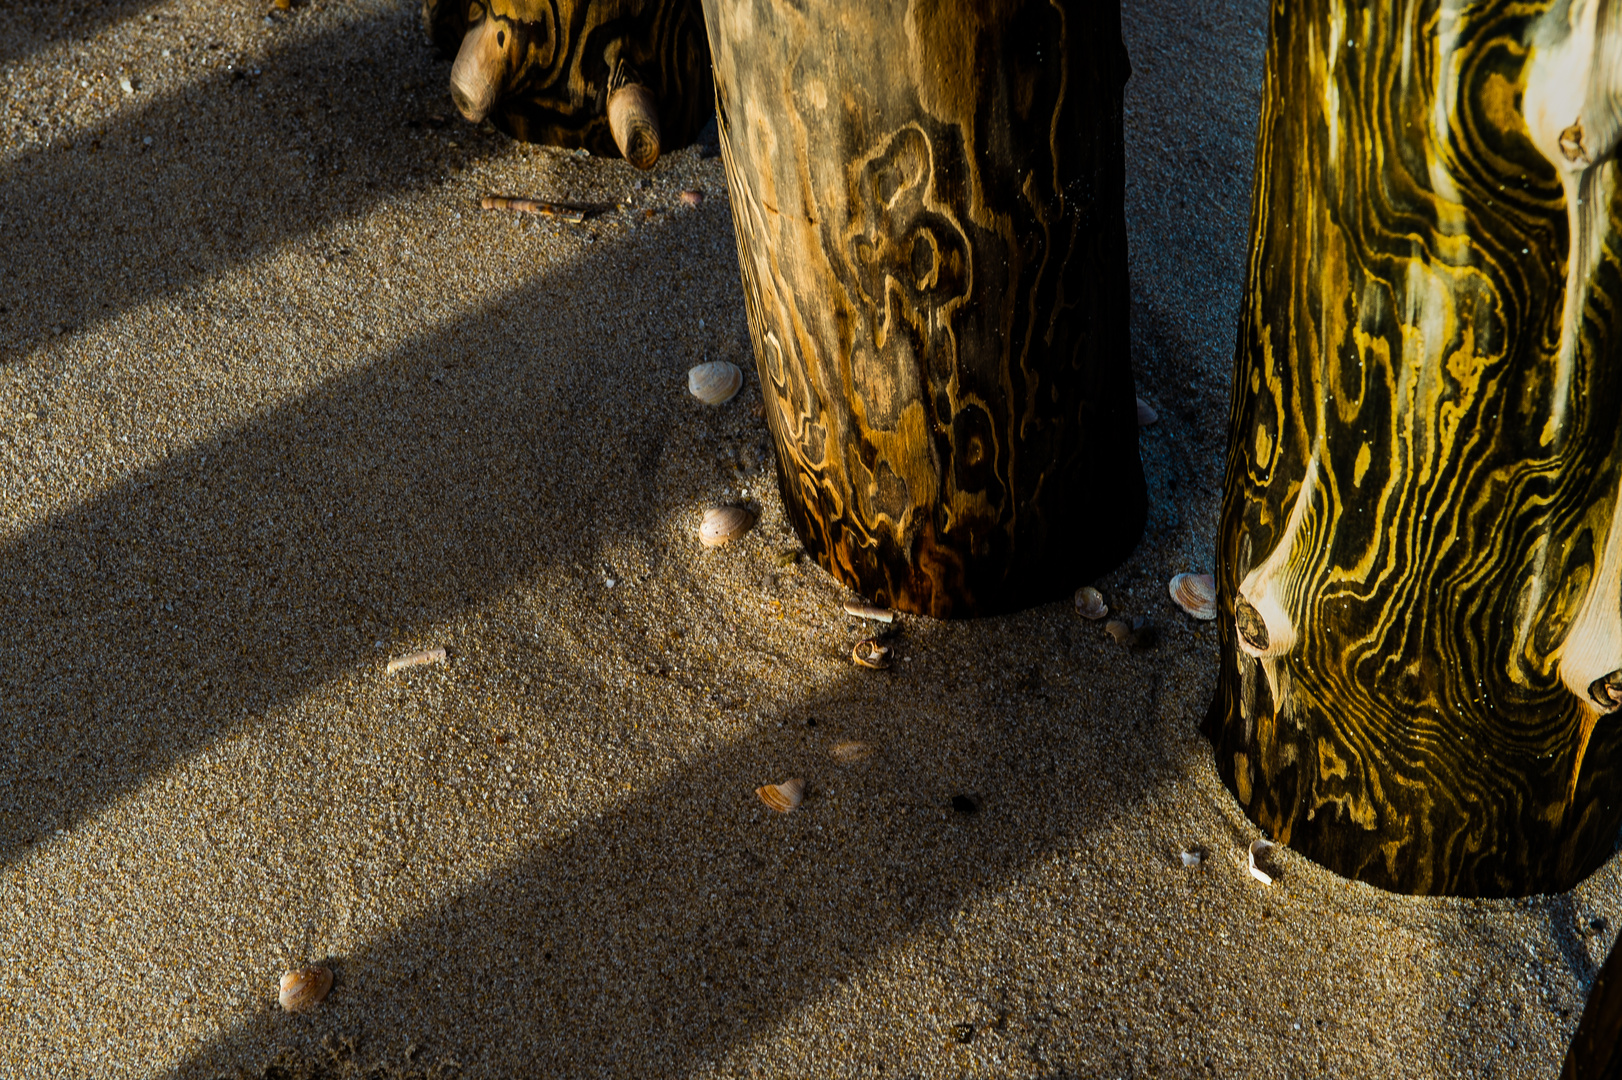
[1205,0,1622,895]
[423,0,712,167]
[700,0,1146,618]
[1564,930,1622,1080]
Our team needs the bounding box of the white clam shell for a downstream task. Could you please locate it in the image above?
[1169,572,1217,620]
[278,966,333,1013]
[756,778,805,812]
[699,505,755,547]
[687,360,743,405]
[1074,586,1108,620]
[1248,839,1277,885]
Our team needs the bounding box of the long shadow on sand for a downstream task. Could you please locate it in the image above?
[160,615,1182,1077]
[0,204,731,868]
[0,1,471,359]
[0,0,170,68]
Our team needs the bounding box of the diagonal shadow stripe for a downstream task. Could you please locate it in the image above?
[0,0,170,69]
[0,2,471,360]
[159,633,1180,1077]
[0,203,739,871]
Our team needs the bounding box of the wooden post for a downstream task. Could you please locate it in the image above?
[701,0,1146,618]
[1204,0,1622,895]
[1564,931,1622,1079]
[423,0,713,167]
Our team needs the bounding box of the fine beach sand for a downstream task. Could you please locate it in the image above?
[1,0,1616,1076]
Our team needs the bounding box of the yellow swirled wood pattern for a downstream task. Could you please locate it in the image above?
[700,0,1147,618]
[1205,0,1622,895]
[423,0,712,157]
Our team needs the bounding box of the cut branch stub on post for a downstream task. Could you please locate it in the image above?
[1205,0,1622,896]
[424,0,712,165]
[702,0,1146,618]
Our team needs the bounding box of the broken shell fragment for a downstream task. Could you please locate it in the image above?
[829,740,874,764]
[1104,619,1134,644]
[688,360,743,405]
[699,506,755,547]
[843,600,895,623]
[1074,586,1108,620]
[679,189,704,208]
[852,638,893,669]
[1179,849,1204,868]
[756,778,804,813]
[278,966,333,1013]
[386,647,446,674]
[1169,573,1218,620]
[1136,397,1159,426]
[1248,839,1278,886]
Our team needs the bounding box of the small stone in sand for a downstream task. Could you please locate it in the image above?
[680,189,704,208]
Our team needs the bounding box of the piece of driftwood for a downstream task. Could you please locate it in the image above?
[702,0,1146,618]
[423,0,712,167]
[1565,930,1622,1079]
[1204,0,1622,895]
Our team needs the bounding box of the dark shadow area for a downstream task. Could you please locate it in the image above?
[0,1,481,359]
[0,0,169,68]
[0,205,729,868]
[163,640,1177,1077]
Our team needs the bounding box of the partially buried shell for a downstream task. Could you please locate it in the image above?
[829,740,874,764]
[699,505,755,547]
[688,360,742,405]
[1168,572,1217,620]
[278,966,333,1013]
[756,778,805,812]
[852,638,893,669]
[1136,396,1159,426]
[1074,586,1108,620]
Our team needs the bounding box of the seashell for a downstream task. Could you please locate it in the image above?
[1248,839,1278,885]
[851,638,893,669]
[278,966,333,1013]
[756,778,804,812]
[699,505,755,547]
[386,647,446,674]
[679,189,704,208]
[843,600,894,623]
[829,740,874,764]
[1179,849,1204,868]
[688,360,743,406]
[1074,586,1108,620]
[1136,396,1158,426]
[1168,572,1217,620]
[1105,616,1158,649]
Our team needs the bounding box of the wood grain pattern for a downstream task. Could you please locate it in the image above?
[1204,0,1622,895]
[423,0,712,159]
[700,0,1146,618]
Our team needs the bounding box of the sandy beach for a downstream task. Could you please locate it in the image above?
[0,0,1615,1076]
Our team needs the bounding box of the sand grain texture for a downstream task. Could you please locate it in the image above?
[0,0,1613,1077]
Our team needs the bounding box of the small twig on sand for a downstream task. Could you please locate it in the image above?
[479,195,593,223]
